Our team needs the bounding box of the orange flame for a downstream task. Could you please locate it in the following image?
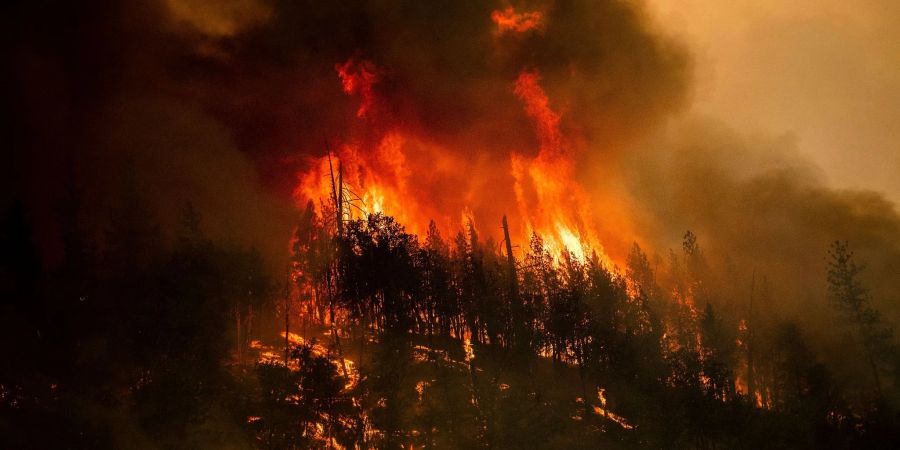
[295,132,426,235]
[511,70,608,262]
[296,58,617,265]
[514,71,562,158]
[491,7,544,34]
[335,58,382,118]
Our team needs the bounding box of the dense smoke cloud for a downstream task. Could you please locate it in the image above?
[646,0,900,204]
[3,0,897,315]
[614,117,900,385]
[2,0,292,268]
[175,0,692,186]
[3,0,692,268]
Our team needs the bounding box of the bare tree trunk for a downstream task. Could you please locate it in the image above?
[284,271,291,365]
[747,269,756,402]
[502,215,522,355]
[246,303,254,357]
[326,267,349,379]
[235,306,242,363]
[856,310,884,397]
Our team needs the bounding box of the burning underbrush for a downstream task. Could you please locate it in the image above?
[248,311,640,449]
[260,186,893,448]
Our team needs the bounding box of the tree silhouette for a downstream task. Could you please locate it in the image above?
[826,240,895,398]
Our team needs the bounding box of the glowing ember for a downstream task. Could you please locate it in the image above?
[335,58,382,118]
[491,7,544,33]
[463,335,475,363]
[593,388,634,430]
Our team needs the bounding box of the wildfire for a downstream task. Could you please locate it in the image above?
[335,58,382,119]
[281,331,360,390]
[294,131,431,237]
[296,54,614,265]
[593,388,634,430]
[296,57,460,238]
[491,7,544,34]
[510,70,608,263]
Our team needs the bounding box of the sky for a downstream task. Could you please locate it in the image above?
[645,0,900,204]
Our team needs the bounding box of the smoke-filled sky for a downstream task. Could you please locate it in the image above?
[3,0,899,332]
[646,0,900,203]
[3,0,692,262]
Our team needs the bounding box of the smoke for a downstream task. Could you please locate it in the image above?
[1,0,292,269]
[4,0,898,360]
[16,0,687,264]
[93,94,294,264]
[645,0,900,204]
[616,117,900,363]
[164,0,272,38]
[167,0,691,188]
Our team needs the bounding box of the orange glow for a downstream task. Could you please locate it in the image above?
[280,331,359,390]
[296,58,468,238]
[511,70,609,263]
[593,388,634,429]
[335,58,382,118]
[491,7,544,34]
[295,131,431,237]
[296,59,619,266]
[513,71,562,158]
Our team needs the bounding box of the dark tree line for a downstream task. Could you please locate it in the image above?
[1,185,274,448]
[3,187,900,448]
[276,202,900,449]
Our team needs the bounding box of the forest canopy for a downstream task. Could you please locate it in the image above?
[3,192,900,448]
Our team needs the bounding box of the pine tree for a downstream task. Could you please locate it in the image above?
[826,241,894,397]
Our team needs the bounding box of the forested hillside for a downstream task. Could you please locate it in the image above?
[4,195,899,449]
[4,1,900,448]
